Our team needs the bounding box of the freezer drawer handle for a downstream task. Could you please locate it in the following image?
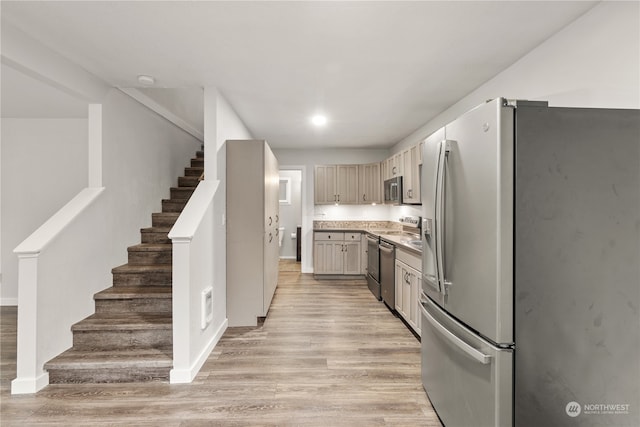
[420,301,492,365]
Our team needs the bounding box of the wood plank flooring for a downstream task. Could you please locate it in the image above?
[0,261,442,426]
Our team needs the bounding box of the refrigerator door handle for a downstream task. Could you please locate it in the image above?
[435,140,452,293]
[420,299,492,365]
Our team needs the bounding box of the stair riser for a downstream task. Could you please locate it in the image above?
[191,158,204,168]
[48,368,170,384]
[113,271,172,287]
[128,251,172,266]
[178,176,200,187]
[141,231,171,244]
[73,330,172,350]
[196,150,204,159]
[170,188,195,199]
[95,298,172,313]
[184,167,204,177]
[162,199,187,213]
[152,214,179,227]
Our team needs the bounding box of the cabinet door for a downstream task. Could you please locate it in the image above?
[343,241,361,275]
[402,145,421,204]
[358,163,382,204]
[336,165,359,204]
[402,265,412,322]
[395,260,404,312]
[313,241,344,274]
[393,152,403,177]
[411,267,421,336]
[314,165,337,204]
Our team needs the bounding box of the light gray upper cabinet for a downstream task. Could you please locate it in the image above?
[358,162,382,204]
[402,144,421,204]
[314,165,337,204]
[314,165,359,205]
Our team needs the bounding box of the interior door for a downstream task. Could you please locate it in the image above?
[441,99,514,344]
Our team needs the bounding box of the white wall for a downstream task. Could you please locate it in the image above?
[213,91,252,332]
[278,170,302,259]
[1,118,88,304]
[392,1,640,153]
[101,89,201,262]
[273,148,389,273]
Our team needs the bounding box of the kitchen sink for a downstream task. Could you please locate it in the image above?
[407,239,422,248]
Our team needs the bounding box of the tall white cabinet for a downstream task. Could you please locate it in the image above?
[227,140,280,326]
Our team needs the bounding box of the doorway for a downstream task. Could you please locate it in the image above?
[278,169,302,262]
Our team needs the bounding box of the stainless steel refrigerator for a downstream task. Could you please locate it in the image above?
[420,98,639,427]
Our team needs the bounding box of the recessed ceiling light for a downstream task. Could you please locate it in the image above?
[137,75,155,86]
[311,114,327,126]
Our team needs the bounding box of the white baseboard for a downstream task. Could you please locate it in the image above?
[170,318,228,384]
[1,298,18,306]
[11,372,49,394]
[279,256,297,260]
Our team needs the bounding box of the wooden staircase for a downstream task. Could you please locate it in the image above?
[44,150,204,383]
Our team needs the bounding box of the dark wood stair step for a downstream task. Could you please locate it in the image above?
[152,212,180,227]
[184,167,204,177]
[112,264,172,286]
[140,226,171,244]
[95,286,172,313]
[127,243,172,265]
[71,313,172,350]
[162,198,188,213]
[190,158,204,168]
[170,187,196,200]
[196,150,204,159]
[178,176,200,187]
[45,347,172,384]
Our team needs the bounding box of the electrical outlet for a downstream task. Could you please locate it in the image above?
[201,287,213,329]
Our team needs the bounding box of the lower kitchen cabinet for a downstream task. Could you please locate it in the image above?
[395,249,421,336]
[314,232,362,276]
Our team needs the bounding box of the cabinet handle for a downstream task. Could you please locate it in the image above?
[392,166,397,175]
[269,233,273,243]
[337,194,340,202]
[276,228,279,236]
[276,214,279,223]
[334,194,337,202]
[268,216,273,225]
[363,194,366,201]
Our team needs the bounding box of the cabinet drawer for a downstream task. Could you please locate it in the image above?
[397,248,421,271]
[344,232,361,242]
[314,232,345,241]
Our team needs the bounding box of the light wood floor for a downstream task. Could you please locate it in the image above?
[0,262,442,426]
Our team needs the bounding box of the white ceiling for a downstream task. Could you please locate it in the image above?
[1,1,598,148]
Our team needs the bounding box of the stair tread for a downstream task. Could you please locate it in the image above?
[112,264,172,273]
[72,313,172,331]
[46,347,172,370]
[95,286,172,300]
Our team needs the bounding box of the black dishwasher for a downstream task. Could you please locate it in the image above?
[379,241,396,309]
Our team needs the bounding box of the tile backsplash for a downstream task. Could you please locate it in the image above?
[313,220,403,231]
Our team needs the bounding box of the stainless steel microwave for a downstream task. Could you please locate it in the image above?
[383,176,403,205]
